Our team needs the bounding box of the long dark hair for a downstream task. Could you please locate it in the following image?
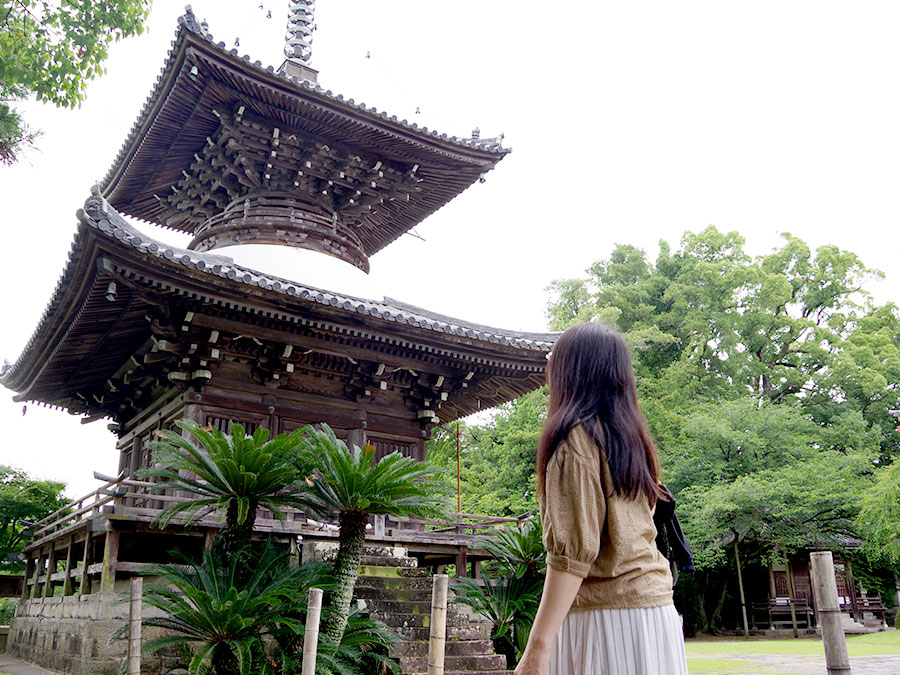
[537,322,665,505]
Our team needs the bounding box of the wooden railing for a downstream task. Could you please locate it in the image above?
[24,474,533,552]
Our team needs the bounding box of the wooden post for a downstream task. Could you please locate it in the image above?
[100,527,120,593]
[845,560,860,623]
[302,587,323,675]
[785,560,799,638]
[62,535,75,596]
[455,547,468,579]
[427,574,449,675]
[42,545,57,598]
[79,532,92,595]
[21,556,34,600]
[733,538,749,638]
[127,577,143,675]
[810,551,852,675]
[29,549,42,599]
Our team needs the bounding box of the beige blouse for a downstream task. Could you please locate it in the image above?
[541,424,674,611]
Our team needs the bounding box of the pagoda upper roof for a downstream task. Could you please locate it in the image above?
[100,8,510,260]
[1,191,554,421]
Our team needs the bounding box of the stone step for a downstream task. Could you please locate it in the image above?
[359,564,430,578]
[391,639,496,658]
[393,624,491,642]
[370,610,470,629]
[355,585,433,602]
[360,598,461,615]
[358,574,435,590]
[315,542,411,560]
[359,554,419,568]
[398,654,509,672]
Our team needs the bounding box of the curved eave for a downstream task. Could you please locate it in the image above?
[100,14,510,255]
[2,193,555,413]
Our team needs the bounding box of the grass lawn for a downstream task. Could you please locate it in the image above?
[686,628,900,657]
[686,630,899,674]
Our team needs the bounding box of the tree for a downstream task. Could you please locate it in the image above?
[543,227,899,632]
[426,390,546,518]
[0,0,151,163]
[297,424,448,644]
[0,465,67,571]
[139,545,311,675]
[453,520,545,666]
[139,420,317,567]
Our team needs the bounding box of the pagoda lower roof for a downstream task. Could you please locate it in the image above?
[100,8,509,258]
[1,191,554,421]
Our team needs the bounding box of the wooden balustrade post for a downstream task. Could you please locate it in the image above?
[427,574,449,675]
[127,577,143,675]
[301,587,323,675]
[810,551,852,675]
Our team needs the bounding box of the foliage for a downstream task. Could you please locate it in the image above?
[452,520,545,667]
[452,572,540,666]
[0,597,17,624]
[139,545,315,675]
[857,456,900,564]
[297,423,448,644]
[538,227,899,632]
[0,465,67,571]
[138,420,316,563]
[426,389,547,518]
[0,0,151,162]
[474,519,545,582]
[273,607,401,675]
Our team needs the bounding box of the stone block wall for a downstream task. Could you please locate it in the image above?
[9,594,169,675]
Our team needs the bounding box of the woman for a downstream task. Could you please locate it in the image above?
[515,322,688,675]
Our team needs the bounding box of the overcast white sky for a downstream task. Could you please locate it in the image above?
[1,1,898,497]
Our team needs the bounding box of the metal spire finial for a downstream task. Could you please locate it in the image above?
[285,0,316,63]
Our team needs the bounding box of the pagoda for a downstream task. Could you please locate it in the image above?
[3,5,552,673]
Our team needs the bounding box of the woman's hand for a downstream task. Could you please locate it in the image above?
[514,644,550,675]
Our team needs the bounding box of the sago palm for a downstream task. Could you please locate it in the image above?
[138,544,316,675]
[139,419,317,561]
[298,424,448,643]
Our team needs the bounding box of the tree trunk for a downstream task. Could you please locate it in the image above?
[212,643,239,675]
[324,510,368,644]
[216,500,258,576]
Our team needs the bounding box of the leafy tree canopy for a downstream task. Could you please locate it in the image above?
[0,0,151,163]
[0,465,67,571]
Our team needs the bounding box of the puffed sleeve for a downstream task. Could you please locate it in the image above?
[540,434,605,578]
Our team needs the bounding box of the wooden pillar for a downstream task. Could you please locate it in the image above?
[79,532,92,595]
[786,560,800,638]
[733,539,749,638]
[62,535,75,596]
[455,547,468,579]
[845,560,860,622]
[810,551,851,675]
[42,545,58,598]
[768,563,777,599]
[21,556,34,600]
[100,527,120,593]
[29,548,43,599]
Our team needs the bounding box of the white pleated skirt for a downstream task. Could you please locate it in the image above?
[549,605,689,675]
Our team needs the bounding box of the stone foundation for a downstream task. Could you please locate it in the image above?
[9,594,169,675]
